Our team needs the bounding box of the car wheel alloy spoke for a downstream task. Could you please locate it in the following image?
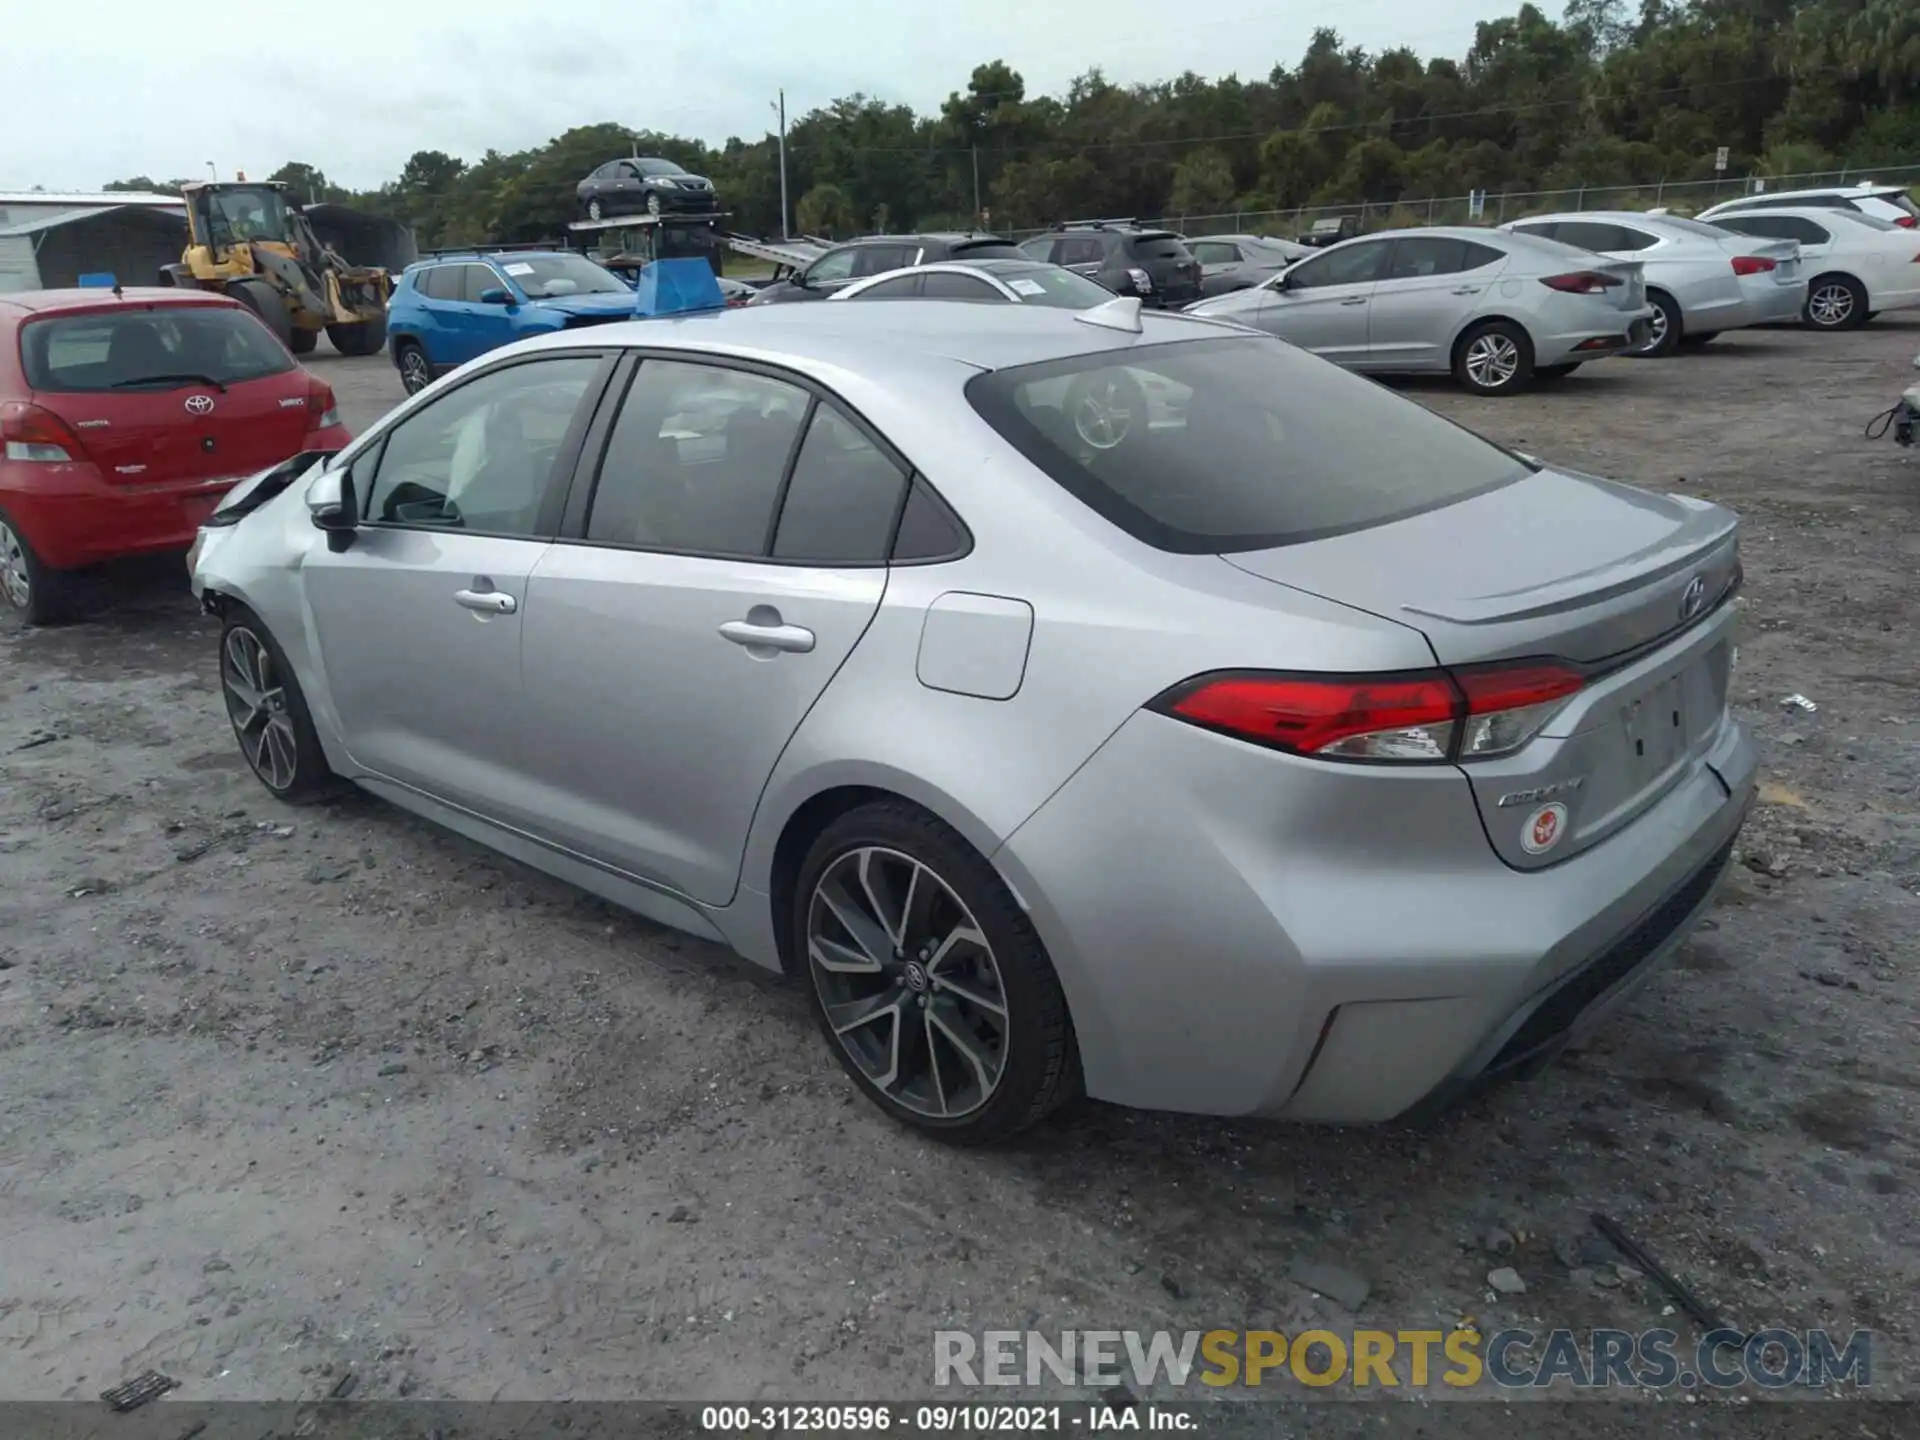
[0,522,29,609]
[808,846,1010,1119]
[1635,307,1667,354]
[221,627,297,791]
[1467,335,1520,387]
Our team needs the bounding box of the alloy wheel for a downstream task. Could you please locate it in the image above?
[0,520,30,610]
[807,846,1011,1120]
[1633,304,1669,355]
[1071,380,1135,449]
[1808,283,1854,328]
[222,626,300,791]
[588,199,603,221]
[400,348,431,394]
[1464,332,1522,390]
[646,193,663,217]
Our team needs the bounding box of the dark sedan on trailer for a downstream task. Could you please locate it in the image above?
[577,158,720,221]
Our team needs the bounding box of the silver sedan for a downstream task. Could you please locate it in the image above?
[189,300,1753,1142]
[1184,227,1655,394]
[1501,211,1806,355]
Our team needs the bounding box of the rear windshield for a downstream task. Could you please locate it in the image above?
[21,305,294,393]
[997,265,1115,308]
[1872,191,1920,219]
[1128,233,1192,262]
[950,240,1026,261]
[965,335,1527,553]
[1653,213,1737,240]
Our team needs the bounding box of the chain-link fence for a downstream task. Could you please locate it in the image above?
[1008,164,1920,242]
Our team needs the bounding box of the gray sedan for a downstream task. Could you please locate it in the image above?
[188,301,1752,1142]
[1186,227,1655,394]
[1501,211,1806,355]
[1188,234,1314,297]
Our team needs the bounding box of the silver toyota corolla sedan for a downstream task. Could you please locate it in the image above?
[189,298,1754,1143]
[1501,211,1807,355]
[1184,226,1656,394]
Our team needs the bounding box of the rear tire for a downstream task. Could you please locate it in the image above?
[327,316,387,356]
[218,605,336,803]
[394,339,433,395]
[1452,320,1535,396]
[587,198,604,221]
[1804,274,1867,331]
[1630,291,1682,357]
[0,509,69,627]
[793,801,1079,1145]
[229,280,294,350]
[288,327,318,355]
[1536,363,1581,380]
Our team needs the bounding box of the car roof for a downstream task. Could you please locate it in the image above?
[406,251,571,269]
[516,296,1243,380]
[843,233,1008,246]
[1712,183,1907,205]
[0,287,242,318]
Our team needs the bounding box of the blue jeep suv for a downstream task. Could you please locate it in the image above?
[387,251,637,393]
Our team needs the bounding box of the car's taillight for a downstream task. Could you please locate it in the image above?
[1539,271,1623,294]
[1895,215,1916,229]
[1730,255,1777,276]
[0,400,82,462]
[1149,659,1588,765]
[307,381,341,430]
[1126,266,1154,293]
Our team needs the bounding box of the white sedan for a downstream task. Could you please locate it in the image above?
[1708,206,1920,330]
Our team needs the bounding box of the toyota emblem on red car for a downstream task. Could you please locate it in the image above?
[184,394,215,416]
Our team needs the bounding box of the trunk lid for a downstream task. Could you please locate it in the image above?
[22,301,315,487]
[1222,466,1742,868]
[1590,257,1647,312]
[1717,233,1802,285]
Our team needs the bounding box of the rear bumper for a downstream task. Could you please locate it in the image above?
[995,702,1755,1123]
[1533,305,1657,365]
[1,438,347,570]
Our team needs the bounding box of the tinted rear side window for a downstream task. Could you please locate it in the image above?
[21,306,294,392]
[1128,233,1192,261]
[965,336,1527,553]
[771,404,909,563]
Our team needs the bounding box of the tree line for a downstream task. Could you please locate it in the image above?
[105,0,1920,249]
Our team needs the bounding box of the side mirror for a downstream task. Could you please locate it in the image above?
[305,464,357,551]
[479,287,514,306]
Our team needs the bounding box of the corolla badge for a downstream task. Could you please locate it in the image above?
[1679,574,1707,621]
[184,394,216,416]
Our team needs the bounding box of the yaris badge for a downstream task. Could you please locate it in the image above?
[1521,802,1567,855]
[184,394,215,416]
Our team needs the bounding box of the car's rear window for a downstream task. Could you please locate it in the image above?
[1128,232,1192,261]
[965,335,1528,553]
[996,265,1114,308]
[21,305,294,393]
[950,241,1026,261]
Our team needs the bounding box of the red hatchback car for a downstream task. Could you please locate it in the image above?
[0,287,350,624]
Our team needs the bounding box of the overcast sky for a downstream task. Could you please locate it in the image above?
[5,0,1501,193]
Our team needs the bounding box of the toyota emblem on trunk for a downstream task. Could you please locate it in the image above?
[184,394,215,416]
[1679,574,1707,620]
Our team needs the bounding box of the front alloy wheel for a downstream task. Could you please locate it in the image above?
[398,345,431,395]
[220,613,331,801]
[808,847,1010,1120]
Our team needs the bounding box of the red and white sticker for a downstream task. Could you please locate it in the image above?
[1521,802,1568,855]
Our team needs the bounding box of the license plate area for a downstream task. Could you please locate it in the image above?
[1621,671,1688,782]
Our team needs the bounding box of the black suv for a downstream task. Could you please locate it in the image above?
[1016,222,1202,306]
[750,233,1026,304]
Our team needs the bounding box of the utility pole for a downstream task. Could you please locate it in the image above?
[772,90,791,240]
[971,145,981,227]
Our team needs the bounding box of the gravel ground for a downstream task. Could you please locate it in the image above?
[1,324,1916,1433]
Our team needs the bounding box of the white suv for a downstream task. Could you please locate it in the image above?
[1697,182,1919,230]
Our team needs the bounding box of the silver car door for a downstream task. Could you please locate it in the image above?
[1252,238,1391,364]
[300,352,612,817]
[518,358,896,906]
[1362,236,1507,370]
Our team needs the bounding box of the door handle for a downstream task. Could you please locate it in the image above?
[719,618,815,653]
[1340,296,1368,306]
[1450,286,1482,295]
[454,588,517,615]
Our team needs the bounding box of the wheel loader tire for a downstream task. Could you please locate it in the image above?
[326,317,388,357]
[288,327,319,355]
[230,281,294,351]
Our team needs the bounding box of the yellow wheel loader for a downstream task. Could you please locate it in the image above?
[162,181,391,357]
